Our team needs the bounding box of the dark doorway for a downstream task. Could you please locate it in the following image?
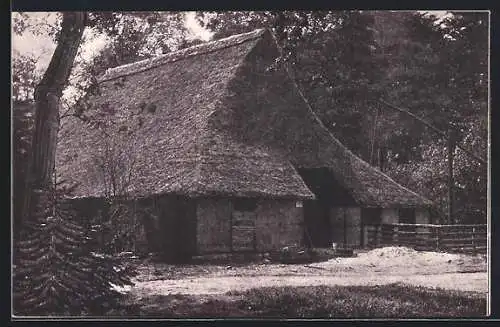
[172,196,197,261]
[159,195,197,262]
[399,208,416,224]
[303,200,331,247]
[298,168,356,248]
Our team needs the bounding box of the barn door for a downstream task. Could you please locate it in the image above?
[304,200,331,247]
[330,207,361,248]
[231,199,257,252]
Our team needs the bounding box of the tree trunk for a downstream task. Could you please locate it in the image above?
[447,129,456,225]
[378,146,387,172]
[22,12,87,226]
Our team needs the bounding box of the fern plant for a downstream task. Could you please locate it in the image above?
[13,185,137,316]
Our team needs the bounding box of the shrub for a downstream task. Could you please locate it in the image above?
[13,187,137,316]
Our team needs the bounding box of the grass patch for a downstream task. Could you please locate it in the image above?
[228,284,486,318]
[126,284,486,318]
[119,293,249,318]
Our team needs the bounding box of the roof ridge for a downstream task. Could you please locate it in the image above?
[98,28,268,83]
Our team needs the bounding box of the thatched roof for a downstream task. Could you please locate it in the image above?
[56,28,432,207]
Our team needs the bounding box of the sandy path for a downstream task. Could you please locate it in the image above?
[123,247,487,299]
[130,272,488,297]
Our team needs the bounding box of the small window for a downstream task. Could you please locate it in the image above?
[233,198,257,212]
[399,208,416,224]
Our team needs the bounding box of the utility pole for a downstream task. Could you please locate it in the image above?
[377,99,486,225]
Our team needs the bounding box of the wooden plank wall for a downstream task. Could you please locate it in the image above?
[255,200,303,252]
[232,210,257,251]
[196,198,232,253]
[196,198,303,254]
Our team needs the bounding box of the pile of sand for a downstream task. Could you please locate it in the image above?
[312,246,477,271]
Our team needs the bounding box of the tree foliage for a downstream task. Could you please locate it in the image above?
[12,51,40,102]
[198,10,488,223]
[13,184,137,316]
[13,102,36,240]
[377,12,488,222]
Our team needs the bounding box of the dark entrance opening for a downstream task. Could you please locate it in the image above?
[158,195,197,263]
[298,168,356,248]
[399,208,416,224]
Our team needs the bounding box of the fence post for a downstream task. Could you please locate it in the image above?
[426,225,432,251]
[436,226,440,252]
[412,225,417,250]
[415,225,425,251]
[393,225,399,246]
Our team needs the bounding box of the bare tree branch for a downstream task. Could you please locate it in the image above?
[378,98,486,165]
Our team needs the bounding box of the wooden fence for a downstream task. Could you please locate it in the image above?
[364,223,487,254]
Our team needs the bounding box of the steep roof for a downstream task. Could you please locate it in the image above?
[57,29,313,200]
[56,28,432,207]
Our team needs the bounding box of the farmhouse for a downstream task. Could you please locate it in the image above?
[55,28,433,260]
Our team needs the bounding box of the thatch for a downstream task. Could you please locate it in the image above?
[56,28,432,207]
[57,29,313,200]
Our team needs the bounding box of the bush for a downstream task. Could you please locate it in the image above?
[13,188,137,316]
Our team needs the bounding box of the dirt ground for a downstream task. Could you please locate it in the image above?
[117,247,488,299]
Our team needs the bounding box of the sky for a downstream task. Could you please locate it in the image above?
[12,11,213,73]
[185,11,213,41]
